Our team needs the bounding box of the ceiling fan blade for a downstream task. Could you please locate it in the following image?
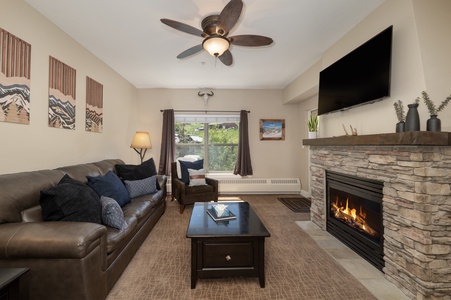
[177,44,204,59]
[217,0,243,35]
[219,50,233,66]
[229,35,274,47]
[161,18,205,37]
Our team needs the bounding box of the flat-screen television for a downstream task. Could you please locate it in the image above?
[318,26,393,115]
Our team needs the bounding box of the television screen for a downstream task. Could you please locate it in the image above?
[318,26,393,115]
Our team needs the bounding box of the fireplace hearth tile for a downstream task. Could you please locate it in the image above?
[296,221,409,300]
[337,258,385,279]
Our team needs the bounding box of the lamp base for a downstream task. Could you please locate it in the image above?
[133,148,147,163]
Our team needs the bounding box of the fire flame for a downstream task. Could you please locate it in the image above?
[331,196,378,238]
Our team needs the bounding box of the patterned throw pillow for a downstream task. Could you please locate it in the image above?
[124,175,158,198]
[100,196,125,230]
[188,168,206,186]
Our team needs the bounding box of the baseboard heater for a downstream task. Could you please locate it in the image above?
[167,178,301,194]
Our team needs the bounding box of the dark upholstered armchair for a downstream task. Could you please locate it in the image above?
[171,162,218,213]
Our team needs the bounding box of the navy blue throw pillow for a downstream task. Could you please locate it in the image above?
[179,159,204,184]
[87,171,131,207]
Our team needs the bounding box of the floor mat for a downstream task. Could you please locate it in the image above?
[277,197,311,213]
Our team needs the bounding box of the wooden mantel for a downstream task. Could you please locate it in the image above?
[302,131,451,146]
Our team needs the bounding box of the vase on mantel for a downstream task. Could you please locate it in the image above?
[426,115,441,132]
[308,131,317,139]
[396,121,405,133]
[405,103,420,131]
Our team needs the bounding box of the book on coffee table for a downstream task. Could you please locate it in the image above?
[206,208,236,222]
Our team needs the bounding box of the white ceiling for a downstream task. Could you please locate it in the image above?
[25,0,384,89]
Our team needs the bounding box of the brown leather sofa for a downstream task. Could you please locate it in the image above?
[0,159,167,300]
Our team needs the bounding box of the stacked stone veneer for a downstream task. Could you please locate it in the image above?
[309,145,451,300]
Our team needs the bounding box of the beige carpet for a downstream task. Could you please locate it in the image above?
[106,195,376,300]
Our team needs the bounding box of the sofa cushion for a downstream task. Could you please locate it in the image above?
[124,175,157,198]
[115,158,157,181]
[87,171,130,207]
[179,159,204,184]
[105,215,137,254]
[100,196,125,230]
[188,168,206,186]
[40,179,102,224]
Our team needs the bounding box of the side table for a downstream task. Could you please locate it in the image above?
[0,268,29,300]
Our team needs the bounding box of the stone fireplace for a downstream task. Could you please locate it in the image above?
[303,132,451,300]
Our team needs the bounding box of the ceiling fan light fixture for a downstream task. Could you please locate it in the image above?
[202,35,230,57]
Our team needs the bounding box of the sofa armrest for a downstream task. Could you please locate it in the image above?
[0,222,107,261]
[157,175,167,196]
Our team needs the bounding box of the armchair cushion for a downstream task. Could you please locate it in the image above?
[185,184,214,195]
[179,159,204,184]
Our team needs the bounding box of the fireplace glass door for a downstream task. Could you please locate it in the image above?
[326,171,384,270]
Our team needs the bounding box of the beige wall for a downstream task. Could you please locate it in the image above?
[2,0,449,192]
[0,0,139,174]
[136,89,302,178]
[412,0,451,105]
[284,0,451,193]
[318,0,428,137]
[298,96,318,196]
[286,0,451,137]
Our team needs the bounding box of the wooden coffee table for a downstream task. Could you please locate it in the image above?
[186,201,270,289]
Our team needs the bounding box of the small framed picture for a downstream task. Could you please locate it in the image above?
[260,119,285,140]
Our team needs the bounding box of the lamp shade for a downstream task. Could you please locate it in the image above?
[202,35,230,57]
[130,131,152,149]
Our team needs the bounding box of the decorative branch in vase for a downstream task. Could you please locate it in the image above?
[393,100,405,132]
[420,91,451,132]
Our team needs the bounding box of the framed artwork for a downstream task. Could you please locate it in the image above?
[0,28,32,125]
[85,76,103,133]
[48,56,76,130]
[260,119,285,140]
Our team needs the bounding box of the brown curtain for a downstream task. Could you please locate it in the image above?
[158,109,175,175]
[234,110,253,176]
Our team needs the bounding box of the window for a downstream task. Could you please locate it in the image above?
[175,114,239,172]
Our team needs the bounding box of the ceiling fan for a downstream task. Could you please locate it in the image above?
[161,0,273,66]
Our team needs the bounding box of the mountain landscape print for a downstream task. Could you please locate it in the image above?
[0,28,32,125]
[86,77,103,133]
[0,82,30,124]
[48,92,75,129]
[48,56,76,130]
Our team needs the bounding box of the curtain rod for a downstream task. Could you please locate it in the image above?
[160,109,250,113]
